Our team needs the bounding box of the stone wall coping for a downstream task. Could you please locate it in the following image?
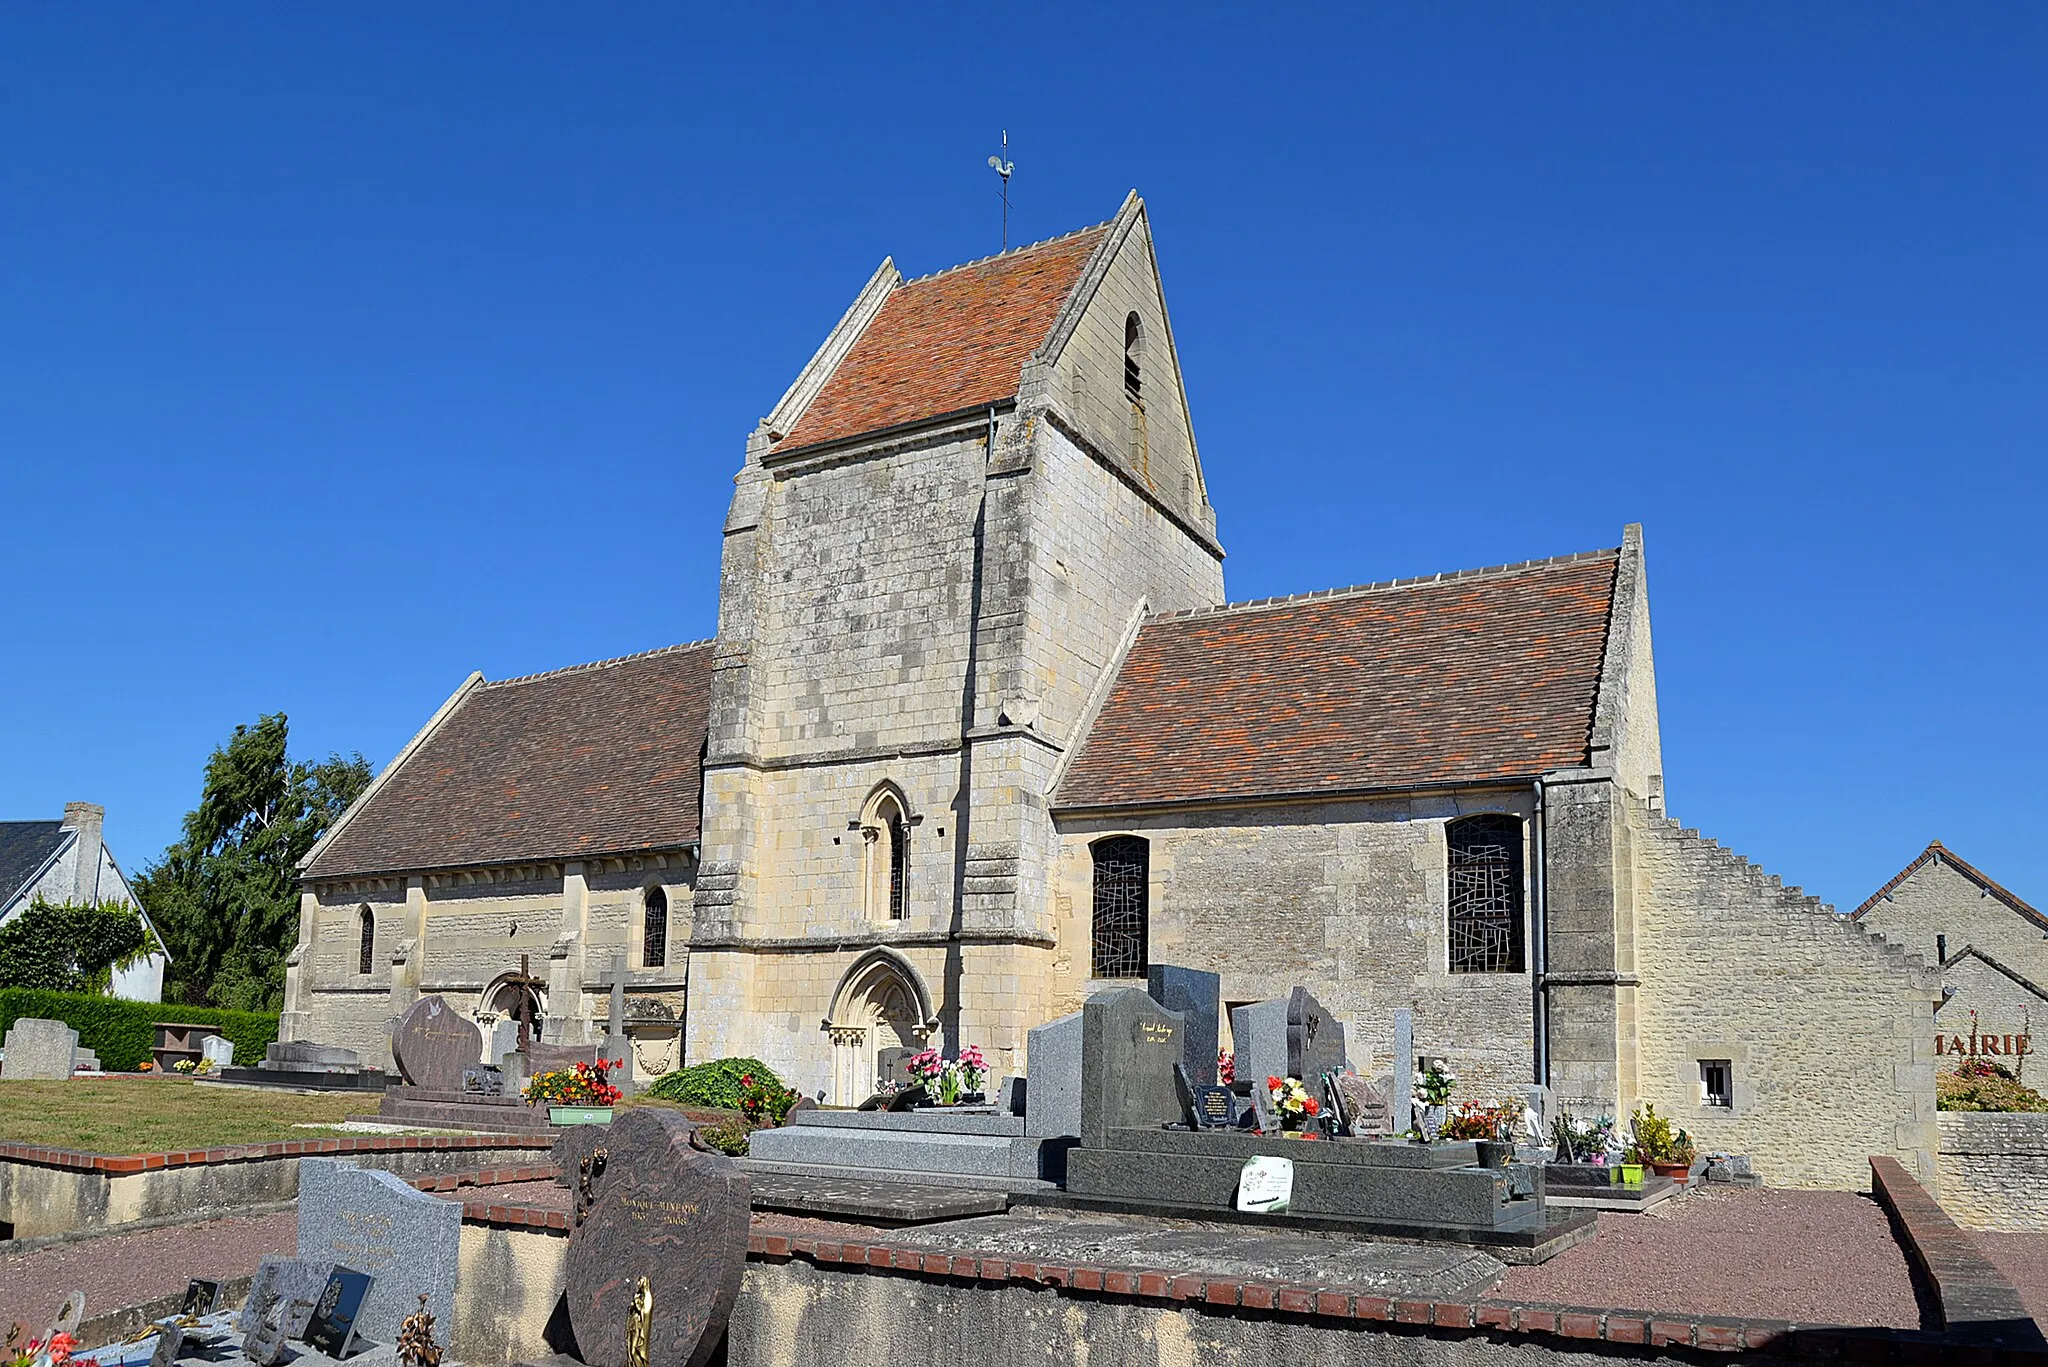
[0,1133,554,1175]
[453,1198,2048,1362]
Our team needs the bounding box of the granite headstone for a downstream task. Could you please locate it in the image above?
[1146,964,1221,1087]
[1228,998,1289,1084]
[1,1018,79,1080]
[1079,988,1185,1150]
[1286,987,1347,1082]
[1023,1011,1082,1139]
[1391,1008,1414,1136]
[297,1158,460,1347]
[391,997,483,1092]
[563,1107,750,1367]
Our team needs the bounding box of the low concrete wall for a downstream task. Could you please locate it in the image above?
[455,1219,569,1366]
[0,1136,552,1240]
[1937,1111,2048,1232]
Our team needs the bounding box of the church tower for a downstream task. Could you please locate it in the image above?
[687,193,1225,1098]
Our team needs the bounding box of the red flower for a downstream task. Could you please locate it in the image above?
[1266,1077,1283,1090]
[1304,1098,1320,1116]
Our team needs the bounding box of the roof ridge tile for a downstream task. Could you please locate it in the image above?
[1151,546,1622,624]
[899,219,1117,287]
[482,638,717,690]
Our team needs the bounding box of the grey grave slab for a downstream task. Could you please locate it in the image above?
[202,1035,237,1068]
[1080,989,1185,1151]
[745,1172,1008,1224]
[1147,964,1221,1086]
[297,1158,460,1348]
[745,1123,1054,1180]
[1024,1011,1081,1139]
[390,997,483,1092]
[265,1042,363,1072]
[564,1107,750,1367]
[239,1257,336,1335]
[784,1108,1024,1135]
[997,1075,1026,1115]
[2,1017,78,1080]
[1287,986,1346,1083]
[1229,999,1287,1085]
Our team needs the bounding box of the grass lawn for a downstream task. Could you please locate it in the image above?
[0,1077,366,1153]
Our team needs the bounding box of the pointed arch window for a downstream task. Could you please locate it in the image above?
[1447,814,1526,974]
[643,886,668,969]
[357,906,375,976]
[1090,835,1149,979]
[862,789,911,922]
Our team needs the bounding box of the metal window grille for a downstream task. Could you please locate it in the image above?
[358,908,374,975]
[1701,1060,1733,1107]
[888,814,908,919]
[1091,836,1150,979]
[643,887,668,968]
[1447,814,1526,974]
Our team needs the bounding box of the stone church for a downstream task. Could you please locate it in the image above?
[293,193,1942,1187]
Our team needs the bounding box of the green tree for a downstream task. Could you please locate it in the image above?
[133,714,372,1010]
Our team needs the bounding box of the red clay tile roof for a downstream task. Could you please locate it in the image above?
[772,225,1110,453]
[1056,551,1621,810]
[1849,842,2048,931]
[305,643,713,879]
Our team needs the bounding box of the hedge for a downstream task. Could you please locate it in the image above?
[0,989,279,1073]
[645,1057,782,1111]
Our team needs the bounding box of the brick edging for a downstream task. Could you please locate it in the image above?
[409,1163,562,1194]
[0,1134,554,1175]
[1871,1154,2045,1347]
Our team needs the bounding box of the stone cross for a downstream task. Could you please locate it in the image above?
[1391,1008,1414,1136]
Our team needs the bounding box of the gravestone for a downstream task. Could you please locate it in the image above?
[1023,1012,1082,1138]
[1146,964,1221,1087]
[1228,999,1288,1084]
[239,1257,336,1335]
[1336,1071,1392,1138]
[1286,987,1347,1083]
[302,1268,375,1359]
[1390,1008,1414,1136]
[1079,989,1185,1150]
[2,1018,79,1080]
[564,1107,750,1367]
[391,997,483,1092]
[875,1047,916,1090]
[487,1020,521,1069]
[997,1075,1027,1116]
[201,1035,237,1069]
[297,1158,460,1347]
[1174,1064,1237,1130]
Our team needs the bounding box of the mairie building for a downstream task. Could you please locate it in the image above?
[293,193,1942,1188]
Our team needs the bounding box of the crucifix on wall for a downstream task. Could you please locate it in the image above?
[505,953,548,1050]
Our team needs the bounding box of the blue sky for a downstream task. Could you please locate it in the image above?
[4,7,2043,913]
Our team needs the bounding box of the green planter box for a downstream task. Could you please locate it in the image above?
[549,1106,615,1126]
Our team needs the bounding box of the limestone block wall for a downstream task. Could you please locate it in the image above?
[1858,856,2048,978]
[1630,803,1942,1189]
[1046,792,1541,1102]
[1935,1111,2048,1231]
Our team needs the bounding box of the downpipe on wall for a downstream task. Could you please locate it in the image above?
[1532,777,1549,1088]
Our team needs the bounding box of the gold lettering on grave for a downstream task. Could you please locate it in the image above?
[331,1208,398,1266]
[619,1195,700,1224]
[1140,1022,1176,1044]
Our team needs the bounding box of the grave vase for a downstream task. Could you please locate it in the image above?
[550,1105,616,1125]
[1417,1104,1447,1142]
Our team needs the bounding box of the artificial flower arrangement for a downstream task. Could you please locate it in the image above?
[522,1058,623,1108]
[1265,1075,1322,1135]
[1412,1058,1459,1107]
[1441,1099,1520,1142]
[172,1057,214,1075]
[906,1046,990,1106]
[1217,1049,1236,1085]
[8,1327,95,1367]
[1548,1109,1619,1164]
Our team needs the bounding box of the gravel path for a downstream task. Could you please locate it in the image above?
[1974,1232,2048,1329]
[0,1210,296,1344]
[1488,1186,1922,1327]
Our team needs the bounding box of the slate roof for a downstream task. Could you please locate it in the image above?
[1056,550,1621,811]
[771,224,1110,454]
[1850,841,2048,933]
[304,643,715,880]
[0,821,67,907]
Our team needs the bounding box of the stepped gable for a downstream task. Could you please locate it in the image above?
[1850,841,2048,932]
[771,223,1111,454]
[1057,549,1620,811]
[305,642,714,880]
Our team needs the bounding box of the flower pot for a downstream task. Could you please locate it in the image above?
[549,1105,615,1125]
[1620,1162,1646,1186]
[1649,1160,1692,1184]
[1474,1140,1512,1170]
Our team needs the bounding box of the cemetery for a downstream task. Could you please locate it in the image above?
[3,968,2045,1366]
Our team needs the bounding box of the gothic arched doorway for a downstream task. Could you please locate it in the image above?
[824,950,936,1105]
[479,973,546,1043]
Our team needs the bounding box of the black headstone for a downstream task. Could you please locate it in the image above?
[1080,988,1186,1150]
[564,1107,751,1367]
[1286,987,1347,1084]
[1146,964,1221,1086]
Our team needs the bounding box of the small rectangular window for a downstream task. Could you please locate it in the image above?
[1700,1059,1733,1108]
